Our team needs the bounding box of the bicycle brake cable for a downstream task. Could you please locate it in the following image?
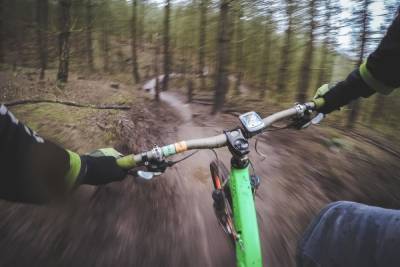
[255,123,291,159]
[254,137,267,161]
[249,159,256,175]
[167,150,199,166]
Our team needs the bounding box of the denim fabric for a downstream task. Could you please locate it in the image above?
[297,201,400,267]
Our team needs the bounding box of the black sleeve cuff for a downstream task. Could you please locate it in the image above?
[320,69,375,114]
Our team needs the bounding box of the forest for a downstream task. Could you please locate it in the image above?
[1,0,399,135]
[1,1,400,267]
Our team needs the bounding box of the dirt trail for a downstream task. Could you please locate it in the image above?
[140,76,236,266]
[135,78,326,266]
[1,72,400,267]
[143,87,292,266]
[137,76,400,266]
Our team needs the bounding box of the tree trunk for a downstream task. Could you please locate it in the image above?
[0,0,4,64]
[85,0,94,72]
[57,0,72,83]
[117,33,125,72]
[370,94,385,123]
[258,15,272,98]
[316,0,332,87]
[198,0,208,91]
[131,0,141,83]
[347,0,370,128]
[36,0,49,80]
[234,4,244,96]
[276,0,294,94]
[154,39,160,102]
[162,0,171,91]
[9,0,21,71]
[102,20,110,72]
[296,0,316,103]
[181,45,188,78]
[138,0,146,50]
[187,79,193,103]
[212,0,232,114]
[316,45,328,86]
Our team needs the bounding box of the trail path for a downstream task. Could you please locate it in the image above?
[142,75,235,266]
[139,76,307,266]
[1,72,399,267]
[137,75,400,267]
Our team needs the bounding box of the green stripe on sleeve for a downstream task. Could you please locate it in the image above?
[359,62,396,95]
[65,150,81,189]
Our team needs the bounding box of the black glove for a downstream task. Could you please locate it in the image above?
[79,155,127,185]
[78,148,127,186]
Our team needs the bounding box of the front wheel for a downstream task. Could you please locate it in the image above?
[210,161,236,243]
[210,160,229,190]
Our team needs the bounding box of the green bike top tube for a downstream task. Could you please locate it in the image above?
[230,166,263,267]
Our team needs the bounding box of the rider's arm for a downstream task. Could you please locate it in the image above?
[318,8,400,114]
[0,104,126,204]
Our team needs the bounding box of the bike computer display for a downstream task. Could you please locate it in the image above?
[239,111,265,135]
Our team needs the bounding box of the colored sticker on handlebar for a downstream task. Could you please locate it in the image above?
[175,141,188,153]
[162,144,176,157]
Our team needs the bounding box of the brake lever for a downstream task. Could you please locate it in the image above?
[290,111,325,130]
[137,170,163,180]
[134,160,168,181]
[311,113,324,125]
[135,151,199,181]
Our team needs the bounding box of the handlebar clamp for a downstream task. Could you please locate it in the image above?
[140,145,168,173]
[291,103,320,129]
[294,103,307,117]
[152,145,164,162]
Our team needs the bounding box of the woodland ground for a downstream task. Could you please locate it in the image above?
[1,68,400,267]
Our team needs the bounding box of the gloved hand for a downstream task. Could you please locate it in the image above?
[79,148,127,186]
[312,83,343,114]
[313,84,330,110]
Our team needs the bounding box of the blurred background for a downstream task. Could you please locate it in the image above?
[1,0,399,137]
[1,1,400,267]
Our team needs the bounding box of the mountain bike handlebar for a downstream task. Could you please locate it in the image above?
[116,102,316,169]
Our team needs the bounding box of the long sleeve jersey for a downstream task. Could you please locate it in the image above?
[0,104,78,203]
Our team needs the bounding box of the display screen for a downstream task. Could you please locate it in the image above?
[239,111,265,133]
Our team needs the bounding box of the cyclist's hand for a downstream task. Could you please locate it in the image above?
[312,84,330,110]
[80,148,127,185]
[312,83,342,114]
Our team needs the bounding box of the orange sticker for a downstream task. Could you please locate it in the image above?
[175,141,188,153]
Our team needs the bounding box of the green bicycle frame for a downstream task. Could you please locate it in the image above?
[229,165,262,267]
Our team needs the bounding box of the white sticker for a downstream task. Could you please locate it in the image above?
[24,125,31,135]
[1,104,44,143]
[7,110,19,124]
